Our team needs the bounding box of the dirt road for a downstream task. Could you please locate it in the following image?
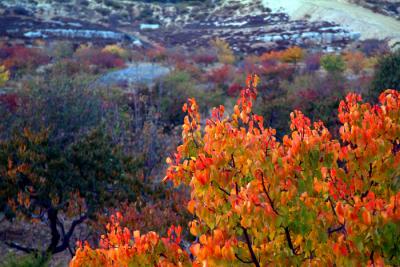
[262,0,400,40]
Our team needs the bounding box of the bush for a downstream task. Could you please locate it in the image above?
[1,253,48,267]
[193,52,217,66]
[49,41,74,60]
[207,64,234,85]
[371,49,400,99]
[359,39,390,57]
[0,65,9,86]
[321,54,346,74]
[158,70,223,126]
[344,51,365,75]
[0,45,50,76]
[102,44,129,60]
[227,83,242,97]
[210,38,235,65]
[74,45,125,71]
[304,53,321,72]
[281,46,304,64]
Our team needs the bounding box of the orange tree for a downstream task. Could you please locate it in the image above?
[281,46,304,65]
[71,75,400,266]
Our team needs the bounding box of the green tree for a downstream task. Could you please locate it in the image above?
[371,49,400,99]
[0,128,143,256]
[321,54,346,74]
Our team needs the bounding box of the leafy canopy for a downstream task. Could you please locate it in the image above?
[71,75,400,266]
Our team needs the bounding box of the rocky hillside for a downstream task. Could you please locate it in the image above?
[347,0,400,20]
[0,0,399,53]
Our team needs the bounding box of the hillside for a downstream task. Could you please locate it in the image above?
[1,0,399,53]
[262,0,400,42]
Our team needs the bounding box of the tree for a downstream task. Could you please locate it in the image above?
[0,128,143,256]
[281,46,304,65]
[371,49,400,99]
[211,38,235,65]
[71,75,400,266]
[321,54,346,74]
[0,65,9,87]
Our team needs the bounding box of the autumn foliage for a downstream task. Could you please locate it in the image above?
[71,75,400,266]
[71,213,190,267]
[260,46,304,65]
[0,65,9,86]
[0,45,50,74]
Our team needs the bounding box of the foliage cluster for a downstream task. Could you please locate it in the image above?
[0,45,50,76]
[72,75,400,266]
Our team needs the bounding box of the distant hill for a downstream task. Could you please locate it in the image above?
[1,0,399,52]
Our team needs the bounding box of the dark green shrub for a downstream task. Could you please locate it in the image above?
[371,49,400,99]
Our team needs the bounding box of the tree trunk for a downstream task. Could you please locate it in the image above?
[47,208,60,254]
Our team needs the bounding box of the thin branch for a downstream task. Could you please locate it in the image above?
[235,253,253,264]
[370,250,374,266]
[212,181,230,196]
[284,227,299,256]
[260,173,279,215]
[5,241,38,254]
[241,226,260,267]
[327,224,345,236]
[327,197,337,217]
[57,218,66,238]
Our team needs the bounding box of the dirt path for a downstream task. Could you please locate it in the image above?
[262,0,400,40]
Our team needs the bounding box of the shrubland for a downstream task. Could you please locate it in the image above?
[0,40,398,265]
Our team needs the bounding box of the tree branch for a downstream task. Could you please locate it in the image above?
[260,173,279,215]
[284,227,299,255]
[235,253,253,264]
[212,181,230,196]
[241,226,260,267]
[327,224,345,236]
[53,214,87,254]
[4,241,38,254]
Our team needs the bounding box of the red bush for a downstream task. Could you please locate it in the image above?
[193,53,217,66]
[207,64,233,85]
[91,52,125,69]
[261,61,295,81]
[146,46,167,62]
[175,61,201,79]
[0,93,19,112]
[75,47,125,70]
[0,45,50,74]
[227,83,242,97]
